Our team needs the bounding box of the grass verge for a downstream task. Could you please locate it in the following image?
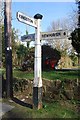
[0,68,79,81]
[2,99,79,119]
[13,69,79,81]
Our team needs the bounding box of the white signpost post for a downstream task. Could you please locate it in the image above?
[17,12,43,109]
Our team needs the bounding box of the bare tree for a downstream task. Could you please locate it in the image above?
[47,3,78,32]
[46,12,77,68]
[47,18,71,31]
[0,0,4,24]
[0,0,4,68]
[68,9,78,30]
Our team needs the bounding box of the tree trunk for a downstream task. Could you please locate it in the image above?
[78,53,80,81]
[78,53,80,68]
[4,0,13,98]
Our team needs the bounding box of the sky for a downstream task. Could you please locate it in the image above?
[12,2,77,37]
[12,0,76,2]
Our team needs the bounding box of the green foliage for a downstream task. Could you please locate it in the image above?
[16,44,28,66]
[11,28,19,67]
[70,28,80,66]
[12,28,18,50]
[1,68,79,118]
[2,100,79,118]
[12,69,79,81]
[2,25,5,67]
[42,70,78,81]
[16,44,28,59]
[22,47,34,71]
[60,50,67,56]
[69,51,78,66]
[70,28,80,54]
[26,30,28,35]
[22,45,61,71]
[2,26,20,67]
[13,69,34,79]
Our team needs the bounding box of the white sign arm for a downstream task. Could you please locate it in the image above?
[17,12,37,28]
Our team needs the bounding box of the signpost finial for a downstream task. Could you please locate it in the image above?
[34,13,43,19]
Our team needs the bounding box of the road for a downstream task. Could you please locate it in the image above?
[0,102,14,119]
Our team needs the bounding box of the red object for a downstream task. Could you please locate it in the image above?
[45,60,49,65]
[50,60,55,68]
[45,58,57,69]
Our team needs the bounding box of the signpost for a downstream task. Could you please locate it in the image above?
[17,12,37,28]
[33,14,43,109]
[21,30,68,41]
[41,30,68,40]
[17,12,43,109]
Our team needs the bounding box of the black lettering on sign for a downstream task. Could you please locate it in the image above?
[52,33,55,36]
[56,33,61,36]
[42,32,61,38]
[19,14,33,23]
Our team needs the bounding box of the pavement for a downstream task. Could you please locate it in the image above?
[0,102,14,120]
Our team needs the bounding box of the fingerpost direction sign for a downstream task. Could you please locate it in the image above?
[17,12,37,28]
